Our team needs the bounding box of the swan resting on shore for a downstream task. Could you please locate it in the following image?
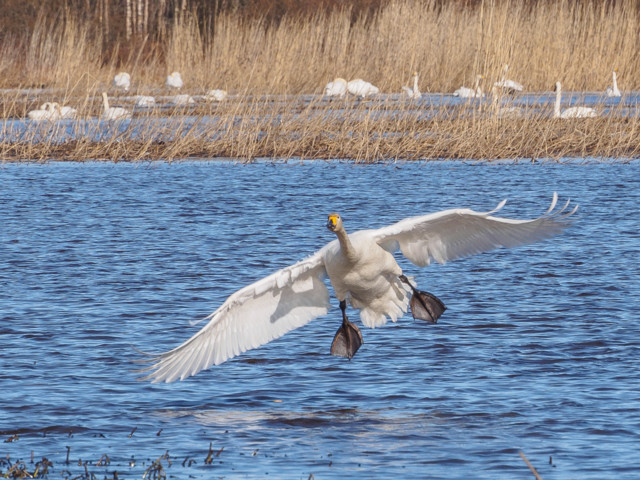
[454,74,485,98]
[347,78,379,98]
[113,72,131,91]
[166,71,184,89]
[401,72,421,99]
[28,102,62,121]
[606,68,621,97]
[324,78,348,97]
[101,92,132,120]
[494,64,523,94]
[554,82,598,118]
[138,194,577,383]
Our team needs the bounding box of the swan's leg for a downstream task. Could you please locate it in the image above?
[399,275,447,323]
[330,300,363,359]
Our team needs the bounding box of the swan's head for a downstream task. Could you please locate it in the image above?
[327,213,343,232]
[553,81,562,92]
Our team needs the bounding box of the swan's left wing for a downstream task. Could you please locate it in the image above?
[373,193,577,267]
[138,251,330,383]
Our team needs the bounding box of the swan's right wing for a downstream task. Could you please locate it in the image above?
[138,251,330,383]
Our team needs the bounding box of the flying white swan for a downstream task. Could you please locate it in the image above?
[166,71,184,89]
[27,102,62,121]
[101,92,132,120]
[139,194,577,383]
[135,95,156,107]
[205,89,228,102]
[347,78,379,98]
[324,78,348,97]
[113,72,131,91]
[454,75,485,98]
[494,64,523,94]
[606,68,621,97]
[401,72,421,99]
[554,82,598,119]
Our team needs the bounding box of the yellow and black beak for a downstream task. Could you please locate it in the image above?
[327,214,338,231]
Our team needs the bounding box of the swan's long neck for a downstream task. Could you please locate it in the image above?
[413,74,419,95]
[612,71,619,92]
[554,83,562,118]
[335,227,358,263]
[102,92,110,112]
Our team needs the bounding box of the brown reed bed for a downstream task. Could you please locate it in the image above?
[1,0,640,162]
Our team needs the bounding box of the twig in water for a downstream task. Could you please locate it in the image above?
[519,451,543,480]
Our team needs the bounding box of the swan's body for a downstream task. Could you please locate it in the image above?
[113,72,131,91]
[205,89,228,102]
[27,102,61,121]
[606,69,621,97]
[347,79,379,98]
[554,82,598,119]
[324,78,348,97]
[494,65,523,94]
[166,71,184,89]
[401,72,421,99]
[101,92,132,120]
[140,194,577,383]
[135,95,156,107]
[454,75,484,98]
[59,105,77,119]
[171,94,195,105]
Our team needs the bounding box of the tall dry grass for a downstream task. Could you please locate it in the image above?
[0,0,638,93]
[2,0,640,162]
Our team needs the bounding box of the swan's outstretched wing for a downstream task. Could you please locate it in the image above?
[139,252,330,383]
[374,193,577,267]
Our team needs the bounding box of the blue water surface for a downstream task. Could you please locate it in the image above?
[1,160,639,479]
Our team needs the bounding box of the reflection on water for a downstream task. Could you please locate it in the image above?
[1,160,639,479]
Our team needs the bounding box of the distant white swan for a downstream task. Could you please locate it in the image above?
[101,92,132,120]
[401,72,421,99]
[554,82,597,119]
[454,74,484,98]
[171,94,195,106]
[39,102,77,119]
[135,95,156,107]
[324,78,348,97]
[606,68,621,97]
[28,102,61,121]
[113,72,131,91]
[205,89,228,102]
[166,72,184,89]
[347,79,379,98]
[494,65,523,94]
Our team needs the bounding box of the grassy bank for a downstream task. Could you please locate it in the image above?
[1,0,639,162]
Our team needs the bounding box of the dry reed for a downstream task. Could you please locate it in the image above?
[1,0,639,162]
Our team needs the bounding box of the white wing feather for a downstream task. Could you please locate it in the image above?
[374,193,577,267]
[140,252,330,383]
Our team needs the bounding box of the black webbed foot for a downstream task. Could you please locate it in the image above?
[400,275,447,323]
[330,299,363,359]
[330,317,363,359]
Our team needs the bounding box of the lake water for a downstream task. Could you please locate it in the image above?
[1,160,639,479]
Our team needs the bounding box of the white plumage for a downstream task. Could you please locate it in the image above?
[454,74,484,98]
[166,71,184,89]
[606,69,621,97]
[27,102,61,121]
[324,78,348,97]
[171,94,196,106]
[401,72,421,99]
[101,92,132,120]
[140,194,577,383]
[554,82,598,119]
[347,78,379,98]
[494,64,523,93]
[205,89,228,102]
[135,95,156,107]
[113,72,131,91]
